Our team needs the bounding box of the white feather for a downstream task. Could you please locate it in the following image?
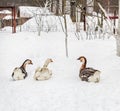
[12,68,25,80]
[34,67,52,81]
[88,71,101,83]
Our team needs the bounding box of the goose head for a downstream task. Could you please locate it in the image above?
[46,58,53,62]
[21,59,33,69]
[77,56,86,63]
[24,59,33,65]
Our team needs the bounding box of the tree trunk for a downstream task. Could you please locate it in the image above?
[62,1,68,57]
[64,14,68,57]
[56,0,59,15]
[62,0,65,15]
[70,0,76,22]
[51,0,53,12]
[116,0,120,56]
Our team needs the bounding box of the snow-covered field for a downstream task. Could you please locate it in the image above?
[0,29,120,111]
[0,6,120,111]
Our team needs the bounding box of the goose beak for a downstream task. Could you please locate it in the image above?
[50,59,53,62]
[30,61,33,65]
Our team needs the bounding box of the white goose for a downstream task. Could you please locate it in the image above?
[34,58,53,81]
[77,56,101,83]
[12,59,33,80]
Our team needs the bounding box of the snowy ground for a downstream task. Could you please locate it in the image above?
[0,29,120,111]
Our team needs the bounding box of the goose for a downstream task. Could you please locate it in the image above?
[12,59,33,80]
[77,56,101,83]
[34,58,53,81]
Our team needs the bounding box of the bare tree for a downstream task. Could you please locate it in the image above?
[97,0,120,56]
[63,13,68,57]
[32,0,51,36]
[58,0,68,57]
[62,0,68,57]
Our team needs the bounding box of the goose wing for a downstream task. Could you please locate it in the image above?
[81,67,98,76]
[35,67,42,73]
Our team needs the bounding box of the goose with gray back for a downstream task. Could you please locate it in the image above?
[34,58,53,81]
[12,59,33,80]
[77,56,101,83]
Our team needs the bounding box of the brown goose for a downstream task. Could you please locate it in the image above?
[12,59,33,80]
[33,58,53,81]
[77,56,101,83]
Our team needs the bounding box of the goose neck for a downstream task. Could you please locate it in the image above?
[43,62,49,67]
[21,62,27,70]
[80,60,87,71]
